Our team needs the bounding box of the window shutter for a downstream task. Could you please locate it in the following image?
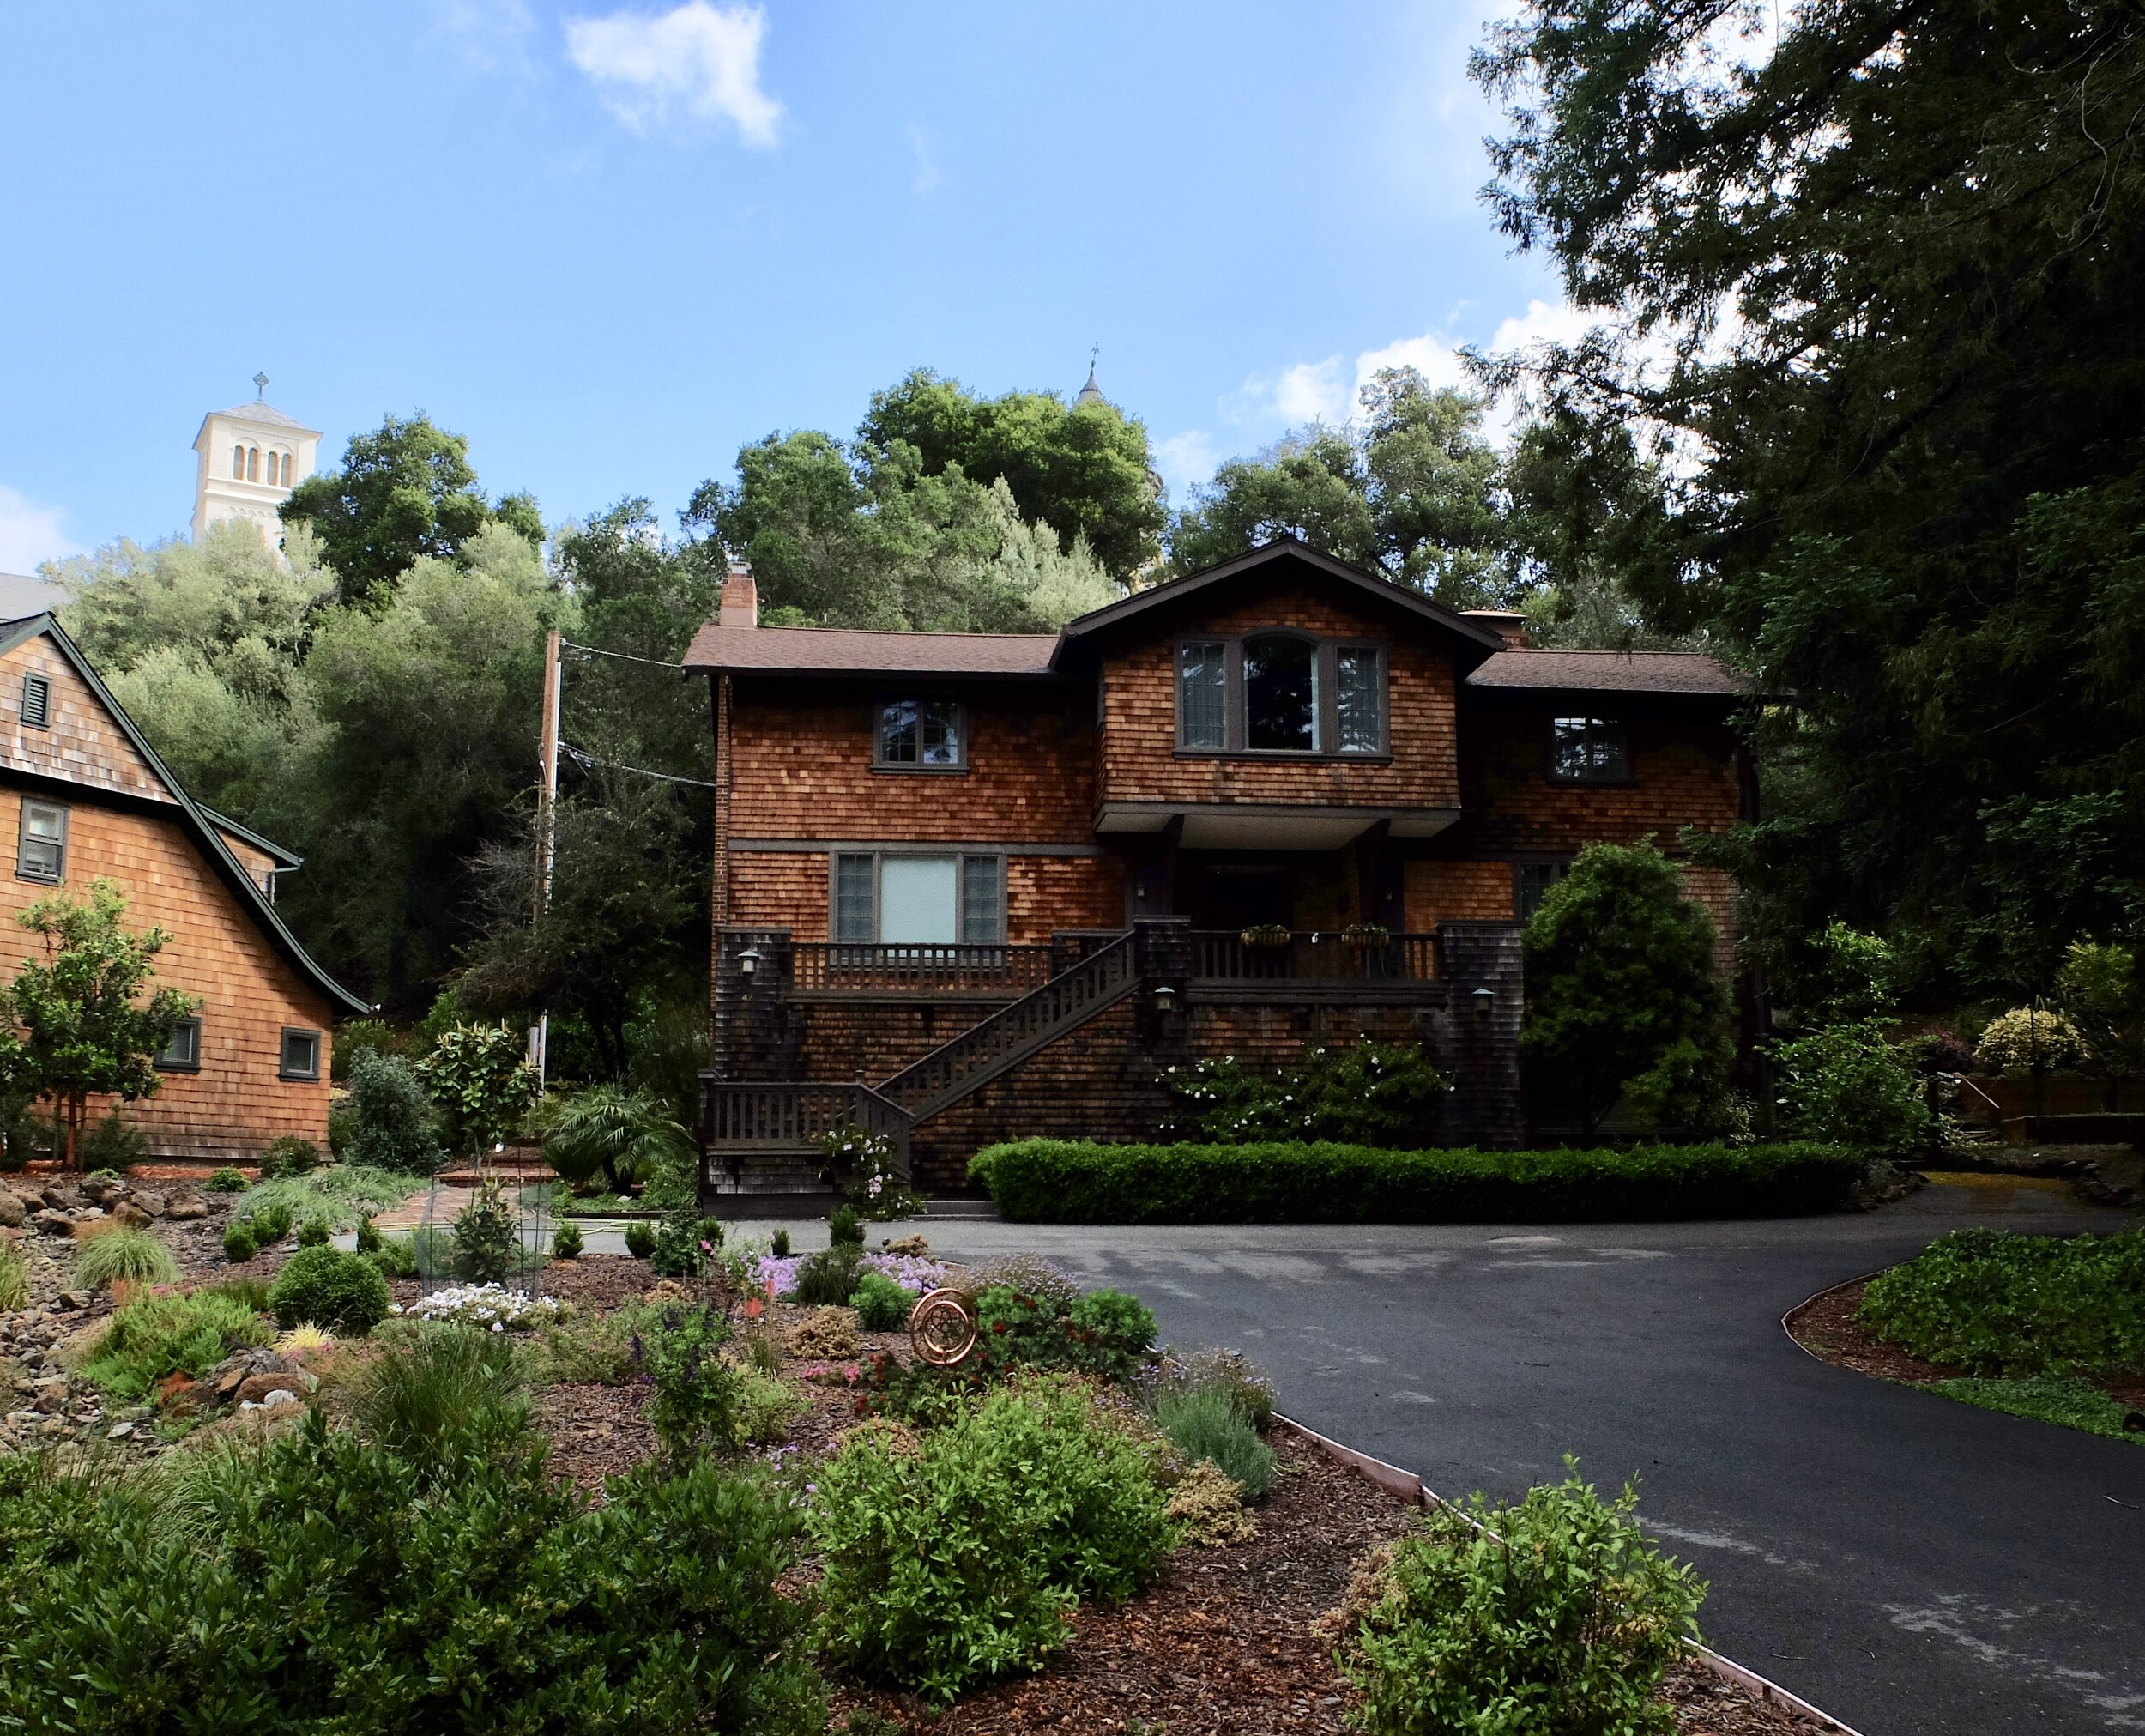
[21,674,49,730]
[960,856,1002,943]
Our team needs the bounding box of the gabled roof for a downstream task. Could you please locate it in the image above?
[685,624,1059,679]
[199,804,305,869]
[1465,648,1749,698]
[1054,536,1511,658]
[0,614,370,1015]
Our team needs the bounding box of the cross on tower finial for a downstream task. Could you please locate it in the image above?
[1091,341,1099,372]
[253,371,269,400]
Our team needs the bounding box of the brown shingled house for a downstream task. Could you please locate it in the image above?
[689,538,1750,1207]
[0,614,368,1164]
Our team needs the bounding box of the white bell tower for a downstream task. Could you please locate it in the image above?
[192,373,322,546]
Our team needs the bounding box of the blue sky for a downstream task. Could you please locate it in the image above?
[0,1,1576,570]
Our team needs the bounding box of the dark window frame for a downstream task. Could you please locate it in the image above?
[1171,632,1390,760]
[156,1015,203,1073]
[21,672,50,730]
[1548,715,1633,785]
[827,848,1006,944]
[1514,857,1573,923]
[871,697,969,773]
[15,797,67,884]
[279,1026,322,1081]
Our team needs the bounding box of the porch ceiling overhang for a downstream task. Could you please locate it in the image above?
[1093,801,1460,850]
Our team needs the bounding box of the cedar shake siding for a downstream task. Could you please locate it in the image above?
[687,539,1749,1197]
[0,616,366,1162]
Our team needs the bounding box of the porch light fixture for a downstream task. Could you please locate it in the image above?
[739,946,761,978]
[1153,983,1179,1014]
[1471,985,1496,1018]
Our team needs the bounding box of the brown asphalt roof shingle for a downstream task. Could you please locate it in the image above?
[1465,649,1749,697]
[683,624,1060,677]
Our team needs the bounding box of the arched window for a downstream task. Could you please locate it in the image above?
[281,452,292,485]
[1242,633,1318,751]
[232,445,246,479]
[246,447,260,481]
[269,451,283,486]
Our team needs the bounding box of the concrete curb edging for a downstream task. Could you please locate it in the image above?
[1271,1411,1869,1736]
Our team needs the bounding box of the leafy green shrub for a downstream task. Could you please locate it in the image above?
[204,1166,246,1192]
[205,1275,270,1313]
[0,1406,824,1735]
[352,1323,525,1457]
[635,1304,740,1460]
[850,1269,913,1331]
[418,1021,540,1161]
[552,1218,583,1260]
[734,1367,806,1445]
[451,1181,523,1284]
[367,1237,419,1280]
[1145,1346,1276,1431]
[540,1083,692,1193]
[0,1243,27,1313]
[1069,1290,1157,1382]
[1768,1021,1937,1157]
[81,1289,273,1399]
[1974,1006,2094,1075]
[829,1203,864,1246]
[970,1140,1867,1224]
[343,1048,445,1172]
[81,1110,148,1172]
[650,1207,722,1279]
[74,1227,180,1291]
[1859,1229,2145,1377]
[221,1219,258,1263]
[1341,1463,1705,1736]
[521,1310,638,1386]
[1163,1041,1450,1144]
[770,1227,791,1257]
[934,1284,1157,1392]
[245,1199,293,1244]
[1150,1388,1274,1498]
[268,1246,393,1336]
[296,1213,331,1247]
[330,1015,399,1081]
[625,1219,656,1260]
[794,1243,866,1306]
[812,1376,1173,1703]
[355,1213,382,1254]
[258,1135,321,1181]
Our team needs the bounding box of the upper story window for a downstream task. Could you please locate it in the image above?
[231,445,246,480]
[21,673,50,730]
[16,799,66,883]
[1550,716,1630,783]
[1175,635,1386,757]
[875,698,964,770]
[246,446,261,482]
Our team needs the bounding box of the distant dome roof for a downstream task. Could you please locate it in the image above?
[1074,364,1105,408]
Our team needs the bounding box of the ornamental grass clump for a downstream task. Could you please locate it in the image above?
[1144,1346,1277,1431]
[1338,1462,1704,1736]
[0,1243,27,1313]
[811,1375,1174,1703]
[73,1226,180,1292]
[350,1323,526,1459]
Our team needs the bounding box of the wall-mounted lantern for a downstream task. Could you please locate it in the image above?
[1153,983,1179,1015]
[1471,984,1496,1019]
[739,946,762,980]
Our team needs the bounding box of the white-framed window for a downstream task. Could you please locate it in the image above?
[21,673,50,730]
[831,852,1003,944]
[156,1017,203,1073]
[279,1026,322,1081]
[1173,634,1386,757]
[874,698,965,769]
[1550,717,1630,783]
[16,799,66,883]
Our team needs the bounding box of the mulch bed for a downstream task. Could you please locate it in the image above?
[530,1381,661,1491]
[1786,1277,2145,1410]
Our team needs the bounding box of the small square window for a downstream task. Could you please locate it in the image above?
[156,1017,202,1072]
[16,799,66,883]
[876,699,964,768]
[1550,717,1629,783]
[21,673,50,730]
[279,1027,322,1081]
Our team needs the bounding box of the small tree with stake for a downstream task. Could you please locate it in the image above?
[417,1021,540,1164]
[0,880,195,1170]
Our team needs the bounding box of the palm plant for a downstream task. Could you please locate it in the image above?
[536,1084,694,1195]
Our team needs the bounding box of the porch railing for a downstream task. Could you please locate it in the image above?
[788,941,1053,997]
[698,1080,912,1184]
[1188,929,1438,983]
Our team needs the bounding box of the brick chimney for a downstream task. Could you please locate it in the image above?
[1462,608,1530,650]
[719,562,758,628]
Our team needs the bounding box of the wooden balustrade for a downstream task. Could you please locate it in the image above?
[787,941,1053,997]
[1187,930,1438,982]
[698,1079,911,1184]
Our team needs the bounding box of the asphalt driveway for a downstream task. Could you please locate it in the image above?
[920,1183,2145,1736]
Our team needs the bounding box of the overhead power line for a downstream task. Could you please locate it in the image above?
[559,741,718,789]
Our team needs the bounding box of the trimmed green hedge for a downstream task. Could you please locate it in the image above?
[967,1140,1868,1224]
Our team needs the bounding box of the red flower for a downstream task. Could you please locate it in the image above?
[992,1321,1007,1334]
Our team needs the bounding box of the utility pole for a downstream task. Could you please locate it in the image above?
[530,627,562,1086]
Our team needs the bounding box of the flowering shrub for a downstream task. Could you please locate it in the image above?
[1161,1041,1447,1145]
[818,1125,927,1221]
[393,1283,564,1333]
[1974,1007,2094,1075]
[634,1303,740,1461]
[753,1249,948,1300]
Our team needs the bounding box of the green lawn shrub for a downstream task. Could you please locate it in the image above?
[257,1135,321,1180]
[635,1304,741,1461]
[1767,1021,1937,1158]
[625,1219,657,1260]
[0,1406,822,1735]
[1340,1462,1704,1736]
[850,1270,914,1331]
[296,1213,331,1247]
[222,1219,259,1263]
[74,1227,180,1291]
[970,1140,1867,1223]
[451,1182,523,1284]
[794,1243,866,1306]
[811,1375,1173,1703]
[650,1208,722,1279]
[1150,1388,1275,1499]
[81,1111,148,1173]
[1929,1376,2145,1443]
[354,1322,526,1455]
[975,1285,1157,1385]
[354,1213,383,1254]
[235,1166,411,1235]
[829,1204,864,1246]
[552,1218,583,1260]
[1163,1040,1448,1144]
[268,1246,393,1336]
[80,1289,273,1399]
[1858,1229,2145,1377]
[521,1309,639,1387]
[204,1166,247,1192]
[342,1048,446,1173]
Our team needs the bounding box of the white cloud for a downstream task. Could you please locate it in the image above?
[0,487,77,573]
[1219,355,1350,432]
[1152,431,1220,501]
[429,0,538,72]
[565,2,782,145]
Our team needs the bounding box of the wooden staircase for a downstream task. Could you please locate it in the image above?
[700,929,1145,1207]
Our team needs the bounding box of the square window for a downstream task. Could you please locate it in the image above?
[16,799,65,883]
[1336,646,1385,753]
[156,1017,202,1072]
[876,699,964,767]
[878,856,958,945]
[1550,717,1629,783]
[1176,642,1227,749]
[21,673,50,730]
[279,1027,321,1081]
